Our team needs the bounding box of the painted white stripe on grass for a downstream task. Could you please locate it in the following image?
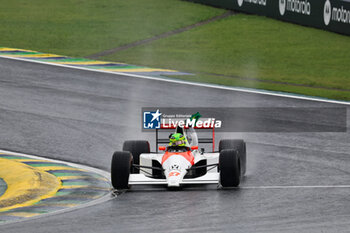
[1,55,350,106]
[0,149,113,226]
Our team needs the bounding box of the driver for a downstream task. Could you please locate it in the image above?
[169,133,188,147]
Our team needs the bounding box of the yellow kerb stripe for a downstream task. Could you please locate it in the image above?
[3,212,41,218]
[33,166,85,171]
[0,158,61,212]
[0,48,36,52]
[5,54,62,58]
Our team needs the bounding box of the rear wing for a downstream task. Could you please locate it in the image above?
[155,124,216,152]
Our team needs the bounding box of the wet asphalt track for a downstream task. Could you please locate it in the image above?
[0,57,349,232]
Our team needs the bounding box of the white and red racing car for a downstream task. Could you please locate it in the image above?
[111,126,246,190]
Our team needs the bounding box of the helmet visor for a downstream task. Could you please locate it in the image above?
[174,140,185,146]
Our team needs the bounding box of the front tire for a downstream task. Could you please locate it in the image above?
[123,140,150,174]
[219,139,246,175]
[111,151,132,190]
[219,149,240,187]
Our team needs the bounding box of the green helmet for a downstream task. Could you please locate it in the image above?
[169,133,187,147]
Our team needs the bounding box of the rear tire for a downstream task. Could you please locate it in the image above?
[219,139,246,175]
[111,151,132,190]
[219,149,240,187]
[123,140,150,173]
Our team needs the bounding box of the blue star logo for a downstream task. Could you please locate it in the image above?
[143,109,162,129]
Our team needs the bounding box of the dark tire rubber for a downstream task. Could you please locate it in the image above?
[111,151,132,190]
[219,139,247,175]
[123,140,150,174]
[219,149,240,188]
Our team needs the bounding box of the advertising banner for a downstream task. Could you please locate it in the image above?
[187,0,350,35]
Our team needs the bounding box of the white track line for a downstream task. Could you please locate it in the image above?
[240,185,350,189]
[0,149,114,226]
[1,55,350,106]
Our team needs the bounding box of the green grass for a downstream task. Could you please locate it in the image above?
[101,14,350,101]
[168,74,350,101]
[0,0,224,56]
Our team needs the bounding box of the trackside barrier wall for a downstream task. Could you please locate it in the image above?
[186,0,350,35]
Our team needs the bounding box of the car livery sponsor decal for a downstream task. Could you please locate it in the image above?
[168,171,180,177]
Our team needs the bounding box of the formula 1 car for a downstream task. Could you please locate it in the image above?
[111,126,246,190]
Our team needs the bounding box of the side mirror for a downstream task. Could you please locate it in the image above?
[159,146,166,151]
[191,146,198,150]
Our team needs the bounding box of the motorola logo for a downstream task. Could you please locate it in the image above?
[324,0,331,25]
[279,0,286,16]
[279,0,311,16]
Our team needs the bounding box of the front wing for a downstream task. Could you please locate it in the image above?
[129,173,219,185]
